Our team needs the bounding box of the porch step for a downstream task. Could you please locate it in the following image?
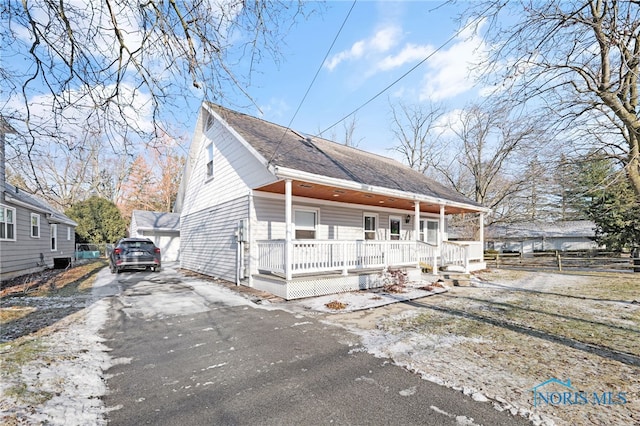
[435,271,472,287]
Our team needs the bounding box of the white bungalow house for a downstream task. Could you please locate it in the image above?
[174,103,488,300]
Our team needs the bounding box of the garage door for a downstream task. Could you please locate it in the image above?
[144,231,180,262]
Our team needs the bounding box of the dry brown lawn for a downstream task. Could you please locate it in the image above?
[327,269,640,426]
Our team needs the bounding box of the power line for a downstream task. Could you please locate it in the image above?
[267,0,358,164]
[314,5,494,138]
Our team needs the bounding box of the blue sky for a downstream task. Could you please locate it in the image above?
[4,1,489,162]
[215,0,488,158]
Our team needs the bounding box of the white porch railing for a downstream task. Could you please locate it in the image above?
[441,241,484,270]
[257,239,464,277]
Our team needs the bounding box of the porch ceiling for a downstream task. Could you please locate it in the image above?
[255,180,478,214]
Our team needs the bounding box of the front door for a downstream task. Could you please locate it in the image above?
[389,216,401,240]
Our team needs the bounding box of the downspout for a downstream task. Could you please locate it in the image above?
[248,191,253,287]
[285,179,293,281]
[236,233,241,286]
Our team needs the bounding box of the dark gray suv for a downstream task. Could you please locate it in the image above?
[109,238,161,273]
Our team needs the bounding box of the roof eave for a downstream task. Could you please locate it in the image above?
[273,166,488,213]
[4,194,77,226]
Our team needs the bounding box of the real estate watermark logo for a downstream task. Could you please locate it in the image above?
[531,378,627,407]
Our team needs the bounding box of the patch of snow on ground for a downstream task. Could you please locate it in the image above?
[290,284,447,313]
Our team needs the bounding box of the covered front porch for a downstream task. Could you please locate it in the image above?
[248,173,487,300]
[257,239,485,277]
[253,240,484,300]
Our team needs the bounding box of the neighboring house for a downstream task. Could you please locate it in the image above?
[174,103,489,299]
[1,117,78,281]
[485,220,598,253]
[129,210,180,262]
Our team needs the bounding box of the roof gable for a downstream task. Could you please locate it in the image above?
[206,103,481,208]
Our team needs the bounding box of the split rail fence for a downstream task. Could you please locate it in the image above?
[484,251,640,273]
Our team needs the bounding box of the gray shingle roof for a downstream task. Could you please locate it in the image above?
[3,183,77,226]
[486,220,596,239]
[132,210,180,231]
[207,103,482,208]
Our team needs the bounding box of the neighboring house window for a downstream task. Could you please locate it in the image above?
[0,205,16,241]
[363,213,377,240]
[51,224,57,251]
[67,226,71,240]
[205,142,214,179]
[420,220,439,245]
[31,213,40,238]
[389,216,401,240]
[294,209,317,239]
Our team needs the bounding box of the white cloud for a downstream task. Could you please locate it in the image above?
[419,21,489,102]
[325,26,401,71]
[376,43,434,72]
[370,27,401,51]
[6,82,155,146]
[258,98,290,121]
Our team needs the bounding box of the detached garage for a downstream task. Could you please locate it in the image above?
[130,210,180,262]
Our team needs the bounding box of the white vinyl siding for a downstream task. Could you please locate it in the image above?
[180,196,249,283]
[0,205,16,241]
[180,117,274,217]
[31,213,40,238]
[252,195,411,242]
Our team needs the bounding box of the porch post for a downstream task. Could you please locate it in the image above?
[285,179,293,281]
[414,201,420,268]
[413,201,420,239]
[439,204,445,270]
[479,212,485,259]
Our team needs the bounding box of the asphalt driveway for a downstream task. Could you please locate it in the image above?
[99,265,531,425]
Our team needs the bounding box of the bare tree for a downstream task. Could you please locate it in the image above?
[468,0,640,201]
[2,1,309,193]
[320,114,362,147]
[389,101,447,174]
[4,126,131,210]
[430,102,546,225]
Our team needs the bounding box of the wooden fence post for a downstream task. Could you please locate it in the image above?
[556,251,562,271]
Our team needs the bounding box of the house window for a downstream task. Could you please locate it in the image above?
[51,224,57,251]
[389,216,401,240]
[0,205,16,241]
[363,213,377,240]
[205,142,214,179]
[420,220,439,244]
[294,209,317,239]
[205,113,215,130]
[31,213,41,238]
[67,226,71,240]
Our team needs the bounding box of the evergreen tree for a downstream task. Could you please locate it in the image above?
[570,155,640,251]
[65,197,127,244]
